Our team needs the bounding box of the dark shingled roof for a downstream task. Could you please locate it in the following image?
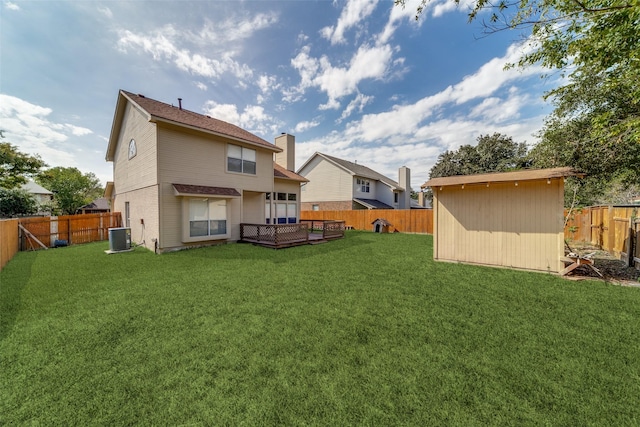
[353,198,395,209]
[173,184,241,197]
[80,197,110,210]
[274,163,308,182]
[121,90,278,151]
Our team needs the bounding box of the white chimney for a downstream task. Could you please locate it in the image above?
[398,166,411,209]
[275,133,295,171]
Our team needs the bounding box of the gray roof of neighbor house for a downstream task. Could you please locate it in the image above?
[422,167,584,188]
[353,198,395,209]
[79,197,110,210]
[106,90,281,161]
[21,181,53,195]
[298,152,402,190]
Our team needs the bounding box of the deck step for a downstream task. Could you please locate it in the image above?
[309,240,328,245]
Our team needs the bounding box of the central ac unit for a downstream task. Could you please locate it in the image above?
[108,227,131,252]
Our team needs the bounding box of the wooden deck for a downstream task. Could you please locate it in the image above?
[240,220,345,248]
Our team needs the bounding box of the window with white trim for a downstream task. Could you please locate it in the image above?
[357,178,370,193]
[184,198,228,241]
[265,192,298,224]
[227,144,256,175]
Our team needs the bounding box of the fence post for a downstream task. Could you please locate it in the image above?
[626,215,635,267]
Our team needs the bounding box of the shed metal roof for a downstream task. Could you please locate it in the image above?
[422,167,583,188]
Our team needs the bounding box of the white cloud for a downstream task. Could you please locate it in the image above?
[116,14,279,85]
[321,0,379,45]
[0,94,94,170]
[338,93,373,122]
[294,40,548,189]
[430,0,476,17]
[203,101,282,137]
[257,74,280,98]
[191,13,278,46]
[5,1,20,11]
[294,119,321,133]
[287,43,394,109]
[469,87,533,122]
[117,26,253,81]
[377,0,427,45]
[97,6,112,19]
[195,82,208,91]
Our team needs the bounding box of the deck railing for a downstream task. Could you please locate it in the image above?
[240,220,346,247]
[240,223,310,246]
[300,219,346,240]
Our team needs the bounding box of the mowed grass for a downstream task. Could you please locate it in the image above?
[2,232,640,425]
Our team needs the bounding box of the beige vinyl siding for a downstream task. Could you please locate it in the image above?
[158,181,243,249]
[156,125,274,248]
[112,102,158,194]
[353,177,375,199]
[433,179,564,273]
[112,185,159,252]
[274,180,300,198]
[156,124,273,193]
[300,157,352,203]
[242,191,264,224]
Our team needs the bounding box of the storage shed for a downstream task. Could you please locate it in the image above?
[423,167,583,273]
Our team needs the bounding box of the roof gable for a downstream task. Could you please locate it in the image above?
[21,181,53,195]
[298,152,401,190]
[106,90,280,161]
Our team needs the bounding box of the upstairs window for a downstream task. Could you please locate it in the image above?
[227,144,256,175]
[357,178,370,193]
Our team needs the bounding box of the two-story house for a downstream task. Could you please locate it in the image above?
[297,152,411,211]
[21,181,54,215]
[105,90,307,253]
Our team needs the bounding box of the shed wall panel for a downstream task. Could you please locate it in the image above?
[433,179,564,273]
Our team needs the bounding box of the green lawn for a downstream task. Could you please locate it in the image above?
[2,232,640,425]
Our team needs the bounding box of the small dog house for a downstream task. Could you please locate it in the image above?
[423,167,583,273]
[372,218,392,233]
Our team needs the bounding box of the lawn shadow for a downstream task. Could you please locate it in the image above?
[0,251,38,342]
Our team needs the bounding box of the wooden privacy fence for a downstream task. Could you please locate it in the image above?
[18,213,122,250]
[1,219,19,271]
[300,209,433,234]
[565,206,639,269]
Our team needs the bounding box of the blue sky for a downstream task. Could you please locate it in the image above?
[1,0,556,190]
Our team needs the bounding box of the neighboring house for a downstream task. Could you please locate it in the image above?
[297,152,411,211]
[21,181,53,215]
[77,197,110,214]
[105,90,307,253]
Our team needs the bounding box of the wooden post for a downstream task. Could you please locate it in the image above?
[626,216,635,267]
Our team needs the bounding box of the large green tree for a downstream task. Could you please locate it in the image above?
[36,167,103,215]
[429,133,528,178]
[0,142,47,189]
[397,0,640,204]
[0,188,37,218]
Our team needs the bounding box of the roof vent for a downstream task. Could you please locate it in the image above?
[178,98,182,110]
[138,94,145,98]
